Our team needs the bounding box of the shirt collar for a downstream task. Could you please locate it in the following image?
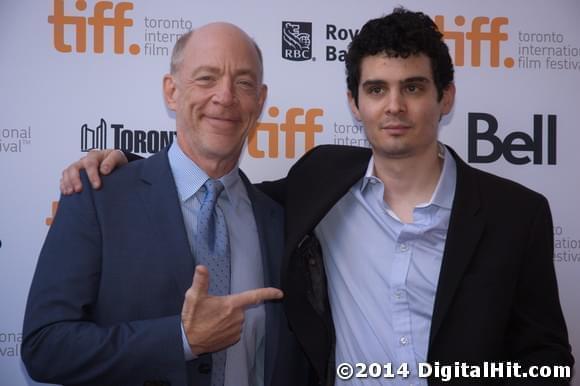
[167,141,245,209]
[428,144,456,210]
[360,142,456,210]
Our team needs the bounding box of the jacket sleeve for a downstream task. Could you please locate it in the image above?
[255,145,326,206]
[21,172,188,386]
[506,196,574,385]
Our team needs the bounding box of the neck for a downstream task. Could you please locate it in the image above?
[372,143,443,222]
[194,157,237,179]
[176,138,238,179]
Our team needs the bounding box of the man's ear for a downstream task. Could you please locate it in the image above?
[347,90,361,121]
[440,82,456,115]
[257,83,268,114]
[163,74,178,112]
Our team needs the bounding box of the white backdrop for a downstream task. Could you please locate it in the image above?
[1,1,578,384]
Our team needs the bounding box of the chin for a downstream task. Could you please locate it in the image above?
[373,145,414,159]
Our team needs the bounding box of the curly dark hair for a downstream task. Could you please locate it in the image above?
[346,7,454,106]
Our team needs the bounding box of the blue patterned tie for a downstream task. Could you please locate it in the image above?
[194,179,230,386]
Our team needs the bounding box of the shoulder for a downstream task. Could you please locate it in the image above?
[292,144,371,167]
[471,164,544,201]
[455,153,549,216]
[98,149,170,191]
[92,158,145,195]
[288,145,371,180]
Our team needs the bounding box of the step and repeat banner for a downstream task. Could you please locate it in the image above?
[1,0,578,384]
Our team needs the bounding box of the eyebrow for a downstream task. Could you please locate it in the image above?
[361,76,431,88]
[402,76,431,84]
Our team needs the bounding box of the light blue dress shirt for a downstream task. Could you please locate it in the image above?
[315,146,456,386]
[168,142,265,386]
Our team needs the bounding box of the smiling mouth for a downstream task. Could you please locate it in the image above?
[206,115,240,122]
[382,124,411,132]
[204,115,242,129]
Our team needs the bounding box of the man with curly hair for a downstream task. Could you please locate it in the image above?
[274,9,573,385]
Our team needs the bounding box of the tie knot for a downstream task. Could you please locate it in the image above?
[204,179,225,201]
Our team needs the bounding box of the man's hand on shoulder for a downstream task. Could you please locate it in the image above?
[60,149,128,194]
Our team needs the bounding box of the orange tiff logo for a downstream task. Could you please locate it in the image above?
[434,15,513,68]
[45,201,59,226]
[48,0,139,54]
[248,107,323,158]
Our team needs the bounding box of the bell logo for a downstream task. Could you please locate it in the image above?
[248,107,323,158]
[468,112,557,165]
[48,0,139,54]
[434,15,513,68]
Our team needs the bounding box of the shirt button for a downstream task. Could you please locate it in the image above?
[399,243,409,252]
[400,336,409,345]
[395,290,403,299]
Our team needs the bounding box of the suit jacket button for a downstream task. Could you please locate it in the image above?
[198,363,211,374]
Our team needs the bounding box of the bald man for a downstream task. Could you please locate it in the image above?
[22,23,310,386]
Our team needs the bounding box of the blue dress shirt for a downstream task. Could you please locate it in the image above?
[168,142,265,386]
[315,146,457,386]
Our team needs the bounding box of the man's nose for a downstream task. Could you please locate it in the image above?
[385,91,405,114]
[213,79,236,106]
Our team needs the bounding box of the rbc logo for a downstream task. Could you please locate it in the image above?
[48,0,139,54]
[468,113,557,165]
[248,107,323,158]
[282,21,312,61]
[434,15,513,68]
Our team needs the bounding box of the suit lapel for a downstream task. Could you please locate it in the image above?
[240,171,282,386]
[429,147,485,345]
[137,149,195,297]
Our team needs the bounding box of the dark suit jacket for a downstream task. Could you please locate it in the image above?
[260,144,574,386]
[22,148,310,386]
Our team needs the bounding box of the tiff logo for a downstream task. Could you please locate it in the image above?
[248,107,323,158]
[282,21,312,61]
[434,15,514,68]
[45,201,59,226]
[81,118,107,151]
[48,0,140,54]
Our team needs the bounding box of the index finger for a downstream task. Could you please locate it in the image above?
[85,149,110,189]
[230,287,283,308]
[100,149,128,174]
[61,160,85,194]
[84,156,103,190]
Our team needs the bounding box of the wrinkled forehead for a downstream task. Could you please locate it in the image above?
[181,25,263,80]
